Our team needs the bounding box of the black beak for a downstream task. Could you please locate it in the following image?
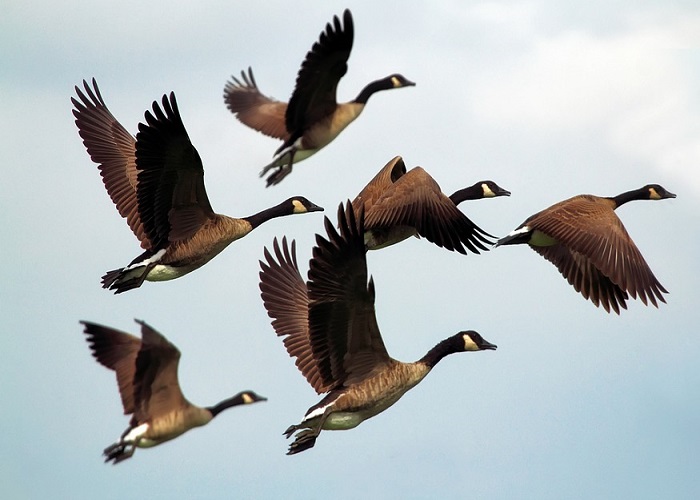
[481,341,498,351]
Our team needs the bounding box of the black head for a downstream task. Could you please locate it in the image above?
[478,180,511,198]
[459,330,498,351]
[645,184,676,200]
[238,390,268,404]
[288,197,324,214]
[386,73,416,89]
[356,74,415,104]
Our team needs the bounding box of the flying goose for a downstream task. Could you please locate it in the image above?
[353,155,510,252]
[496,184,676,313]
[259,202,497,455]
[72,79,323,293]
[81,320,266,464]
[224,9,415,186]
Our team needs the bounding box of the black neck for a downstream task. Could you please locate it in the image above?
[610,187,649,208]
[245,201,291,229]
[419,335,464,369]
[207,393,247,418]
[354,78,394,104]
[449,183,483,205]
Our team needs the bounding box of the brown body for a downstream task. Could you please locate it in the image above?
[224,10,414,186]
[72,79,322,293]
[81,320,265,464]
[259,203,496,455]
[497,185,676,313]
[352,156,510,252]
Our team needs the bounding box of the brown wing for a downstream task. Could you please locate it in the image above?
[223,67,290,141]
[351,156,407,213]
[307,202,391,391]
[131,320,188,422]
[81,321,141,415]
[530,195,668,308]
[286,9,354,134]
[259,238,326,393]
[72,79,151,249]
[136,93,215,248]
[532,244,630,314]
[363,167,494,253]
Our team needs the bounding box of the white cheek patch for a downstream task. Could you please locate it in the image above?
[482,183,495,198]
[463,335,479,351]
[391,76,400,87]
[242,393,254,404]
[292,199,305,214]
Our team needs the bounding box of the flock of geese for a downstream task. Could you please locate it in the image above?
[72,9,675,462]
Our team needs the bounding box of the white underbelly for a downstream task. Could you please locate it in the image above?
[322,412,365,431]
[145,264,197,282]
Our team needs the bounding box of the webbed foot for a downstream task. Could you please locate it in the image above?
[287,429,319,455]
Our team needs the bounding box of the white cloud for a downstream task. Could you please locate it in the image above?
[464,12,700,191]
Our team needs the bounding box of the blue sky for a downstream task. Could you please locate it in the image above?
[2,1,699,498]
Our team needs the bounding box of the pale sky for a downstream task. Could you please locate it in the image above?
[2,1,699,498]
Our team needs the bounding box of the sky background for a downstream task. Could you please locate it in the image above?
[2,0,699,498]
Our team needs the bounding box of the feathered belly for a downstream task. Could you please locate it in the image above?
[319,367,427,431]
[365,226,418,250]
[145,229,245,281]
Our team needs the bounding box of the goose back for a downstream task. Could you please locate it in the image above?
[354,156,496,253]
[223,68,290,141]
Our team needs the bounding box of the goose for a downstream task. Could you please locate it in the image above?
[259,202,497,455]
[80,319,266,464]
[223,9,415,186]
[72,79,323,293]
[496,184,676,313]
[353,155,510,252]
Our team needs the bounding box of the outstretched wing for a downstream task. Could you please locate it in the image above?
[307,202,391,390]
[529,195,668,309]
[285,9,354,134]
[532,244,630,314]
[352,155,407,213]
[131,320,188,422]
[136,93,215,248]
[363,167,494,253]
[259,238,328,392]
[72,79,151,248]
[81,321,141,415]
[223,67,290,141]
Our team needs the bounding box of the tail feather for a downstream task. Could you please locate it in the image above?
[101,268,125,289]
[495,229,532,247]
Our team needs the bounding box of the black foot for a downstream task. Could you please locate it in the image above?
[283,423,302,439]
[103,442,135,464]
[287,429,318,455]
[263,165,293,187]
[260,151,294,187]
